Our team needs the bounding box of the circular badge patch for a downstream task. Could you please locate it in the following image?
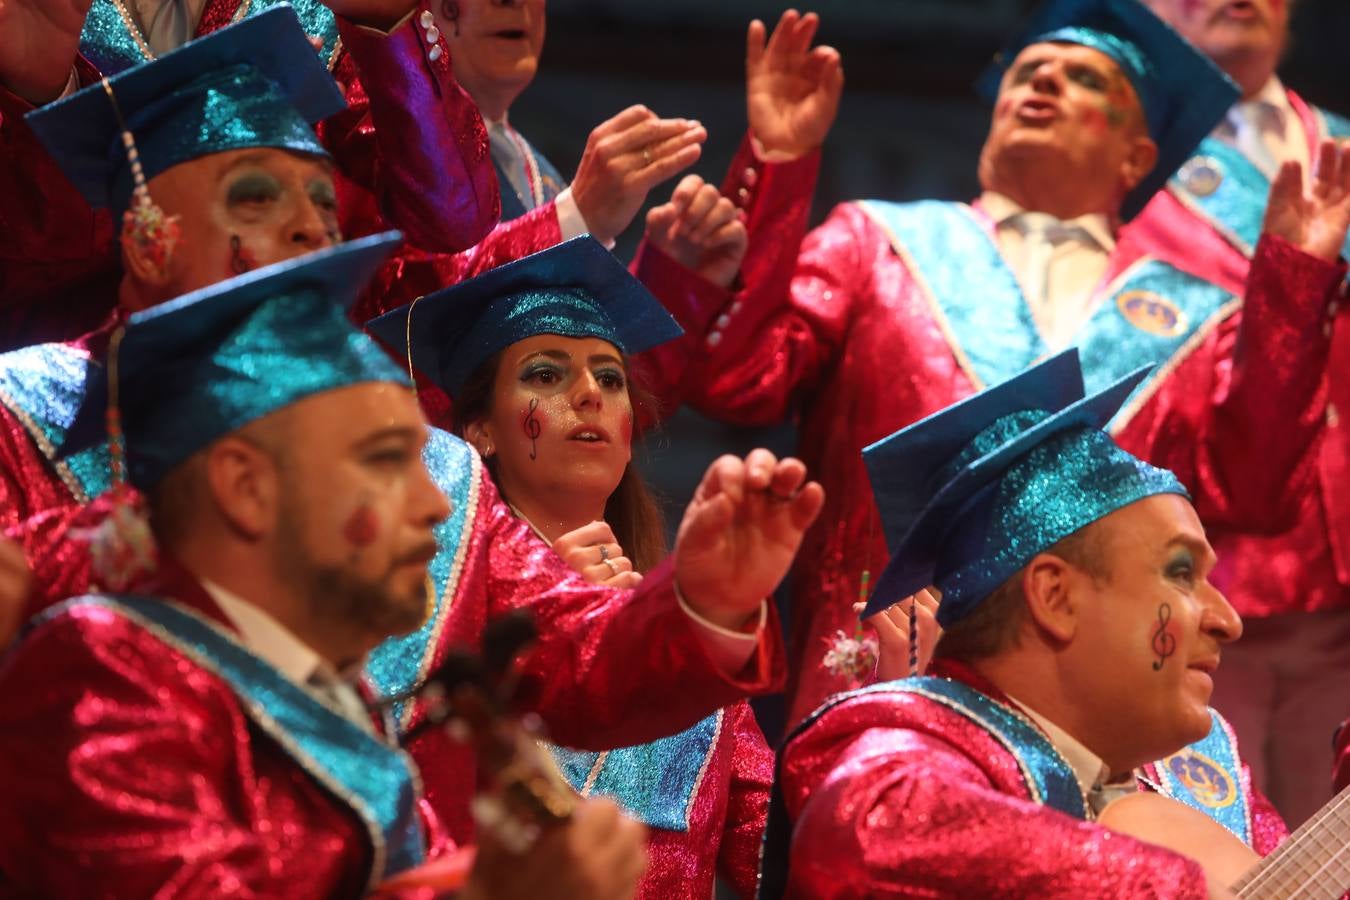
[1179,157,1224,198]
[1165,750,1237,809]
[1117,290,1189,338]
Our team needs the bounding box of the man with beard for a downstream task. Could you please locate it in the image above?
[1128,0,1350,825]
[0,9,361,614]
[0,235,650,898]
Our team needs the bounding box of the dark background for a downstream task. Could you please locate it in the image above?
[509,0,1350,742]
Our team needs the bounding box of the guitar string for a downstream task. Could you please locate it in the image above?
[1237,791,1341,895]
[1238,785,1350,896]
[1286,810,1350,900]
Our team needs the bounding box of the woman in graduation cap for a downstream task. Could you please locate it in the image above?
[367,235,777,900]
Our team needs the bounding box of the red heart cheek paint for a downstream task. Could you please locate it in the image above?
[343,505,380,548]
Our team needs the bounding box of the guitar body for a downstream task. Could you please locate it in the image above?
[1098,792,1260,889]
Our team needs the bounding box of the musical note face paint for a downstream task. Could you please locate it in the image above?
[229,234,257,275]
[1151,602,1177,671]
[522,398,543,461]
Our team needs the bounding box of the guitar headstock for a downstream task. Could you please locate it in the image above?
[392,612,578,849]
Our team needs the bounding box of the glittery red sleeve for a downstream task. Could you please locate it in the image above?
[472,478,786,749]
[0,59,119,349]
[352,204,563,326]
[0,407,94,616]
[718,700,774,899]
[325,14,497,253]
[779,692,1208,898]
[0,604,371,896]
[1117,233,1344,530]
[673,200,874,428]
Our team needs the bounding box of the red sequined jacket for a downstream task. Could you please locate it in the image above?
[638,138,1346,725]
[1126,87,1350,620]
[0,2,498,349]
[772,661,1286,898]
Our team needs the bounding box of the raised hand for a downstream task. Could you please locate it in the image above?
[551,521,643,589]
[674,449,824,630]
[1263,139,1350,262]
[0,538,31,648]
[645,175,748,289]
[860,589,942,681]
[317,0,417,31]
[571,105,707,245]
[0,0,94,104]
[745,9,844,161]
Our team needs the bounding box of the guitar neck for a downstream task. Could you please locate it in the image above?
[1234,783,1350,899]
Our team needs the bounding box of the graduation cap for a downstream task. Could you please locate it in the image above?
[26,4,343,216]
[59,231,409,490]
[366,236,684,397]
[977,0,1239,220]
[860,348,1188,625]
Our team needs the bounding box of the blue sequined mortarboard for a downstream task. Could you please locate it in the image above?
[976,0,1238,220]
[58,232,411,490]
[860,348,1188,625]
[366,236,684,396]
[26,4,343,216]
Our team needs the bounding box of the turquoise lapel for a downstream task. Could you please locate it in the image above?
[1172,106,1350,262]
[546,711,723,832]
[0,343,112,503]
[1145,709,1252,846]
[54,593,427,887]
[365,428,482,728]
[859,199,1046,390]
[858,199,1236,430]
[81,0,341,76]
[880,677,1087,819]
[1080,259,1238,431]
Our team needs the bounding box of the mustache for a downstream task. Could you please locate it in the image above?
[394,540,439,568]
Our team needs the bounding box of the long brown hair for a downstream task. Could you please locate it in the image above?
[453,347,668,573]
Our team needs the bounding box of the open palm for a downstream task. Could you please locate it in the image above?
[0,0,94,103]
[1264,139,1350,262]
[746,10,844,160]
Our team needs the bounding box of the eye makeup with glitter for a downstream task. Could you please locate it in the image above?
[226,171,282,207]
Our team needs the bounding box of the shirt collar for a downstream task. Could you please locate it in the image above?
[979,191,1116,253]
[201,578,333,687]
[1251,76,1291,115]
[1005,692,1110,798]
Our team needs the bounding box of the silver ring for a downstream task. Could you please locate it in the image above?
[642,146,652,166]
[602,558,618,577]
[598,544,610,563]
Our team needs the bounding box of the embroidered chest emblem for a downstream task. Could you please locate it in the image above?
[1179,156,1224,197]
[1164,749,1237,809]
[1117,290,1189,337]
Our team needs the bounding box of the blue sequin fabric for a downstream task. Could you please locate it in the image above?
[0,344,112,502]
[443,288,624,393]
[546,711,723,832]
[935,411,1187,623]
[106,64,328,215]
[124,293,408,488]
[365,428,481,729]
[860,201,1236,415]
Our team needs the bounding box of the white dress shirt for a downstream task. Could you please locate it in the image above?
[1210,77,1308,180]
[202,578,375,733]
[1007,693,1141,818]
[980,191,1116,350]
